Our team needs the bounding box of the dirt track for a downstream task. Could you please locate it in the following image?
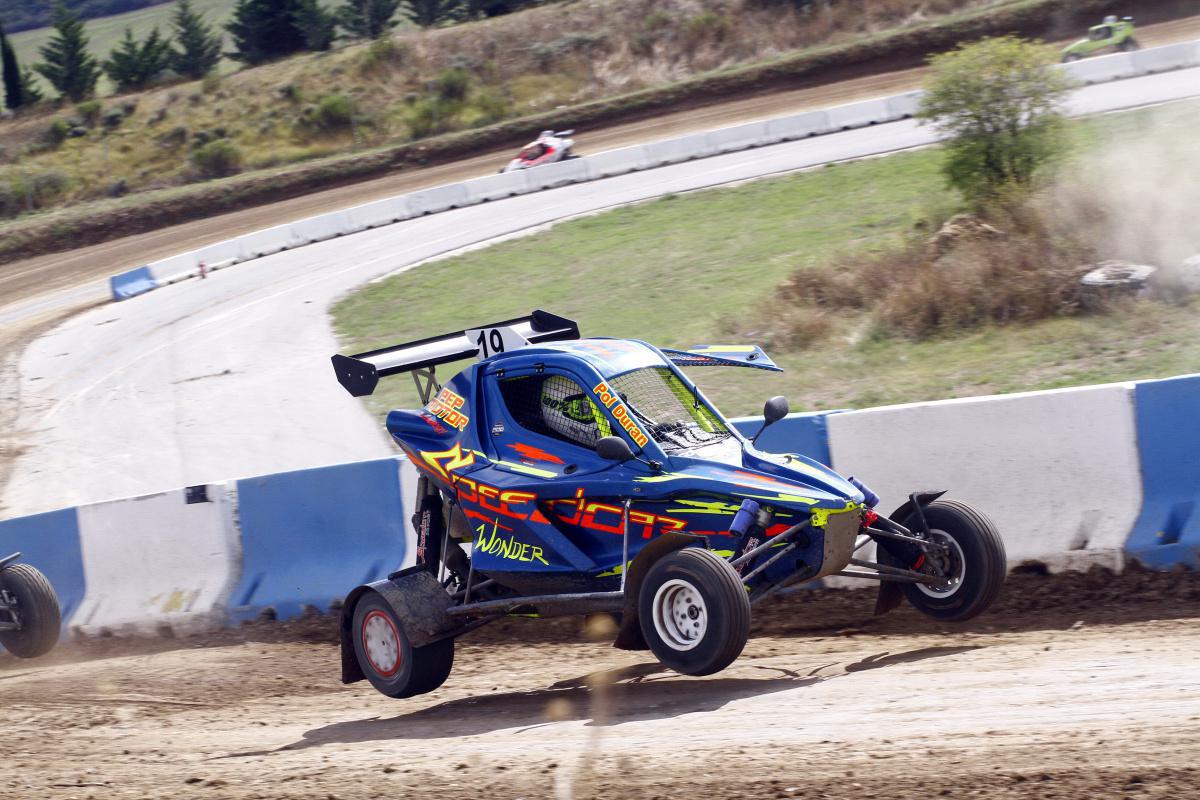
[3,570,1198,799]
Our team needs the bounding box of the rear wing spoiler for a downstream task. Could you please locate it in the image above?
[660,345,782,372]
[332,310,580,397]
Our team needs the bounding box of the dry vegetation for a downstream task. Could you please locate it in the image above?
[0,0,1041,220]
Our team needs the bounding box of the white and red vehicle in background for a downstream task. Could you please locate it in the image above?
[500,130,578,172]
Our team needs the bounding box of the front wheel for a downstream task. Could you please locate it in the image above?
[351,593,454,698]
[1062,53,1081,63]
[638,548,750,676]
[879,500,1006,622]
[0,564,61,658]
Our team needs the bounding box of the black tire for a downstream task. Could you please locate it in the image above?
[0,564,62,659]
[1063,53,1081,63]
[1119,38,1139,52]
[351,593,454,698]
[879,500,1006,622]
[638,548,750,676]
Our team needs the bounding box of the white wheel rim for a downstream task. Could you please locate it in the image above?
[362,610,402,677]
[651,579,707,651]
[917,529,967,598]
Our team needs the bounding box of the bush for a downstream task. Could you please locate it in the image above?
[778,200,1094,341]
[309,93,354,131]
[190,139,243,178]
[360,37,404,74]
[435,68,471,103]
[75,99,103,126]
[46,119,70,146]
[201,72,221,94]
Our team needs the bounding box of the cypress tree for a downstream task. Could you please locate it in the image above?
[2,20,26,110]
[171,0,223,80]
[34,0,101,102]
[104,27,171,91]
[226,0,307,65]
[339,0,401,39]
[296,0,337,51]
[402,0,462,28]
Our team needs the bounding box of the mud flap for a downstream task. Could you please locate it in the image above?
[874,581,904,616]
[411,477,445,574]
[339,567,457,684]
[613,533,706,651]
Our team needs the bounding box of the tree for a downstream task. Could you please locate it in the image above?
[1,20,29,110]
[917,36,1073,204]
[103,27,171,91]
[226,0,307,65]
[402,0,461,28]
[296,0,338,50]
[171,0,223,80]
[339,0,401,39]
[34,0,101,102]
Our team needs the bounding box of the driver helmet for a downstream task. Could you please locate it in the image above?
[540,375,597,442]
[539,129,554,140]
[1103,14,1117,23]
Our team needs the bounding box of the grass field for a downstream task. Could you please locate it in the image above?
[10,0,242,95]
[332,100,1200,418]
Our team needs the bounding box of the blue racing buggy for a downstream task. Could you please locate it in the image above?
[332,311,1006,698]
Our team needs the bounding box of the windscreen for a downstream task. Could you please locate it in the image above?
[609,367,731,452]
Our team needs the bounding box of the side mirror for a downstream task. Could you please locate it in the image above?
[596,436,634,462]
[753,396,789,446]
[763,395,789,424]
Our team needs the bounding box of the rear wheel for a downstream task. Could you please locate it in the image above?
[351,593,454,698]
[1119,38,1139,52]
[638,548,750,676]
[879,500,1006,622]
[1063,53,1081,62]
[0,564,61,658]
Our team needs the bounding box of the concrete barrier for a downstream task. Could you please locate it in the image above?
[732,411,842,464]
[643,133,715,166]
[1065,52,1137,84]
[586,145,650,178]
[147,251,199,285]
[708,121,769,154]
[764,110,833,143]
[348,195,412,229]
[238,223,294,258]
[194,237,247,269]
[828,98,892,130]
[409,183,472,215]
[290,210,355,245]
[230,458,409,621]
[1125,375,1200,568]
[526,158,591,190]
[465,170,532,203]
[827,384,1142,570]
[1130,41,1199,74]
[0,508,86,632]
[885,91,923,119]
[73,484,240,635]
[110,266,159,301]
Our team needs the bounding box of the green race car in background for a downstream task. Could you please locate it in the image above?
[1062,15,1139,62]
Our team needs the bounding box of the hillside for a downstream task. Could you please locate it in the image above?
[1,0,1195,262]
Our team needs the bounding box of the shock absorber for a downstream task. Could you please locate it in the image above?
[730,499,774,576]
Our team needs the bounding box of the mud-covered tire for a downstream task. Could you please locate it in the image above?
[1119,38,1139,52]
[1062,53,1081,63]
[0,564,62,658]
[882,500,1006,622]
[638,548,750,676]
[351,593,454,698]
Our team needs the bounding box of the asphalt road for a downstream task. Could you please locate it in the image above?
[3,67,1199,516]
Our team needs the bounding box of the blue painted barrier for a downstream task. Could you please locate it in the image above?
[230,458,409,620]
[1126,375,1200,568]
[732,411,842,464]
[0,508,86,633]
[110,266,158,301]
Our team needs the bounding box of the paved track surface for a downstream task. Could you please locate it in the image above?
[2,14,1199,314]
[1,593,1197,800]
[2,68,1198,516]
